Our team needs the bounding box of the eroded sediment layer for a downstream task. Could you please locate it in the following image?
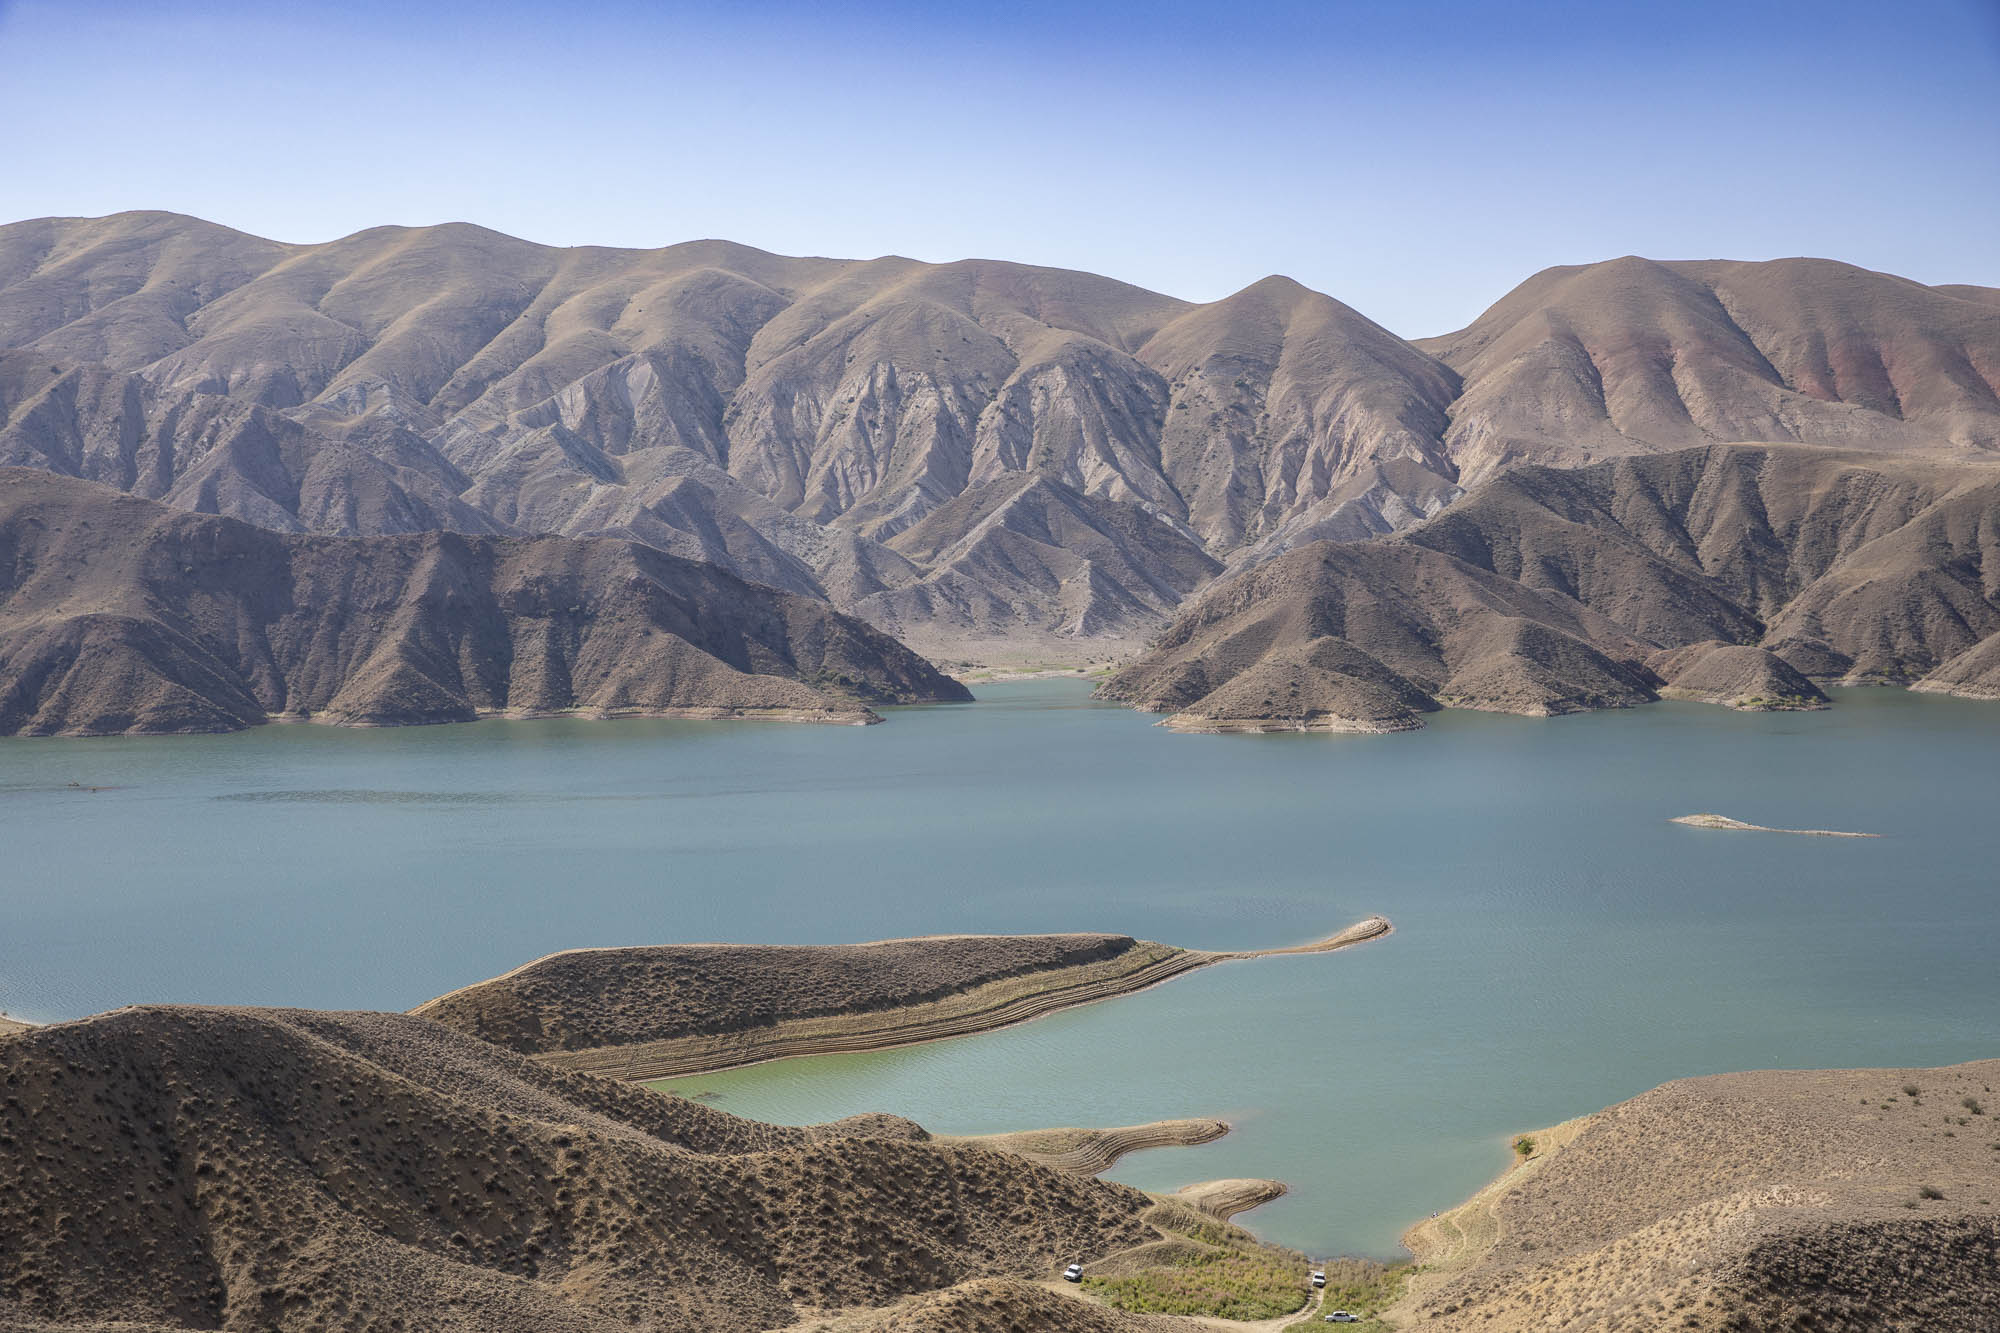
[948,1120,1230,1176]
[1170,1178,1289,1222]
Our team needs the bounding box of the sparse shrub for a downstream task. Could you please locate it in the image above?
[1918,1185,1944,1200]
[1085,1243,1311,1321]
[1513,1136,1536,1158]
[1903,1084,1920,1098]
[1963,1097,1984,1115]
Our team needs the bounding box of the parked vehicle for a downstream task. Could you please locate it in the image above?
[1325,1312,1360,1324]
[1311,1269,1327,1288]
[1061,1263,1084,1283]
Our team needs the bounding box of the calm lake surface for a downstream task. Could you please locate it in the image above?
[3,681,1997,1259]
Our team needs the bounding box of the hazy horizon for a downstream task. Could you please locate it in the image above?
[3,0,1997,337]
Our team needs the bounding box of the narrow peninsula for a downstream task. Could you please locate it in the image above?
[414,916,1392,1081]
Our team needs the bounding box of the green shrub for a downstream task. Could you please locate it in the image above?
[1280,1261,1410,1332]
[1084,1245,1310,1321]
[1513,1135,1537,1157]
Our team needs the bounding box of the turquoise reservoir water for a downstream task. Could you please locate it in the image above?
[3,682,1996,1258]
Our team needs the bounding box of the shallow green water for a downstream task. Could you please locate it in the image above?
[3,682,1996,1259]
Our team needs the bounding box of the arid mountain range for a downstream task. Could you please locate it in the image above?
[3,213,1995,661]
[0,469,966,736]
[1100,445,2000,731]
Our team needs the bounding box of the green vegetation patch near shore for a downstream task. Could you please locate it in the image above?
[1282,1261,1410,1331]
[1082,1198,1319,1320]
[1083,1242,1310,1321]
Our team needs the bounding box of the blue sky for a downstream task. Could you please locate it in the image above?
[1,0,1995,335]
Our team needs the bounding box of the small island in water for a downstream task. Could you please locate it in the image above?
[1672,813,1880,838]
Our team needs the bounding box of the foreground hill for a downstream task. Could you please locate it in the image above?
[1396,1059,2000,1332]
[0,1006,1167,1332]
[1101,445,2000,730]
[3,213,1992,655]
[0,469,968,735]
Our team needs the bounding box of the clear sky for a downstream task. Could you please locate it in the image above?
[2,0,1995,336]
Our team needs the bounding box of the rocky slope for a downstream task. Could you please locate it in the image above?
[0,469,968,735]
[0,1006,1160,1332]
[1396,1060,2000,1332]
[1102,445,2000,730]
[1097,542,1656,732]
[5,213,1992,655]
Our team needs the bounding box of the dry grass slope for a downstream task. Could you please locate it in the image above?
[0,1007,1165,1332]
[1394,1061,2000,1332]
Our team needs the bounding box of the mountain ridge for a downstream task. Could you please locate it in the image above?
[6,212,1993,657]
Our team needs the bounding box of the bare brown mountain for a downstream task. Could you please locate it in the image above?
[1097,541,1656,731]
[0,469,968,736]
[0,214,1460,655]
[0,1006,1160,1332]
[1395,1060,2000,1332]
[1102,445,2000,730]
[1419,256,2000,486]
[1403,445,2000,692]
[13,215,1989,658]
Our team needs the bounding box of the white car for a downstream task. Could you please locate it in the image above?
[1325,1313,1360,1324]
[1310,1269,1327,1288]
[1061,1263,1084,1283]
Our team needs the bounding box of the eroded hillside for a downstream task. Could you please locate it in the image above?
[5,214,1992,655]
[1101,446,2000,730]
[0,469,968,735]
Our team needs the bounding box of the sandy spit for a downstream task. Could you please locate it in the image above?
[1671,812,1879,837]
